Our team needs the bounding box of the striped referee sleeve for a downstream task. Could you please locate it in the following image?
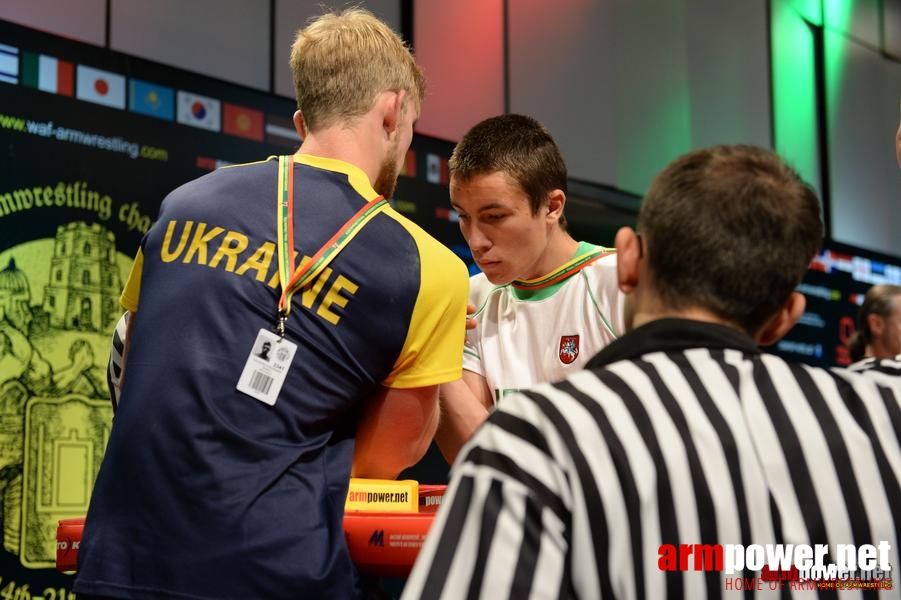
[404,346,901,599]
[403,391,576,599]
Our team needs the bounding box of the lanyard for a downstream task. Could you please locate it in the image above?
[274,154,388,336]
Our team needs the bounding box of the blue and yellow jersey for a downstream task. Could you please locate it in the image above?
[76,155,468,599]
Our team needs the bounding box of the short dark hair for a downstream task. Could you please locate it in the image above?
[449,114,568,226]
[638,144,824,336]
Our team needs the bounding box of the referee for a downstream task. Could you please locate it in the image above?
[402,145,901,599]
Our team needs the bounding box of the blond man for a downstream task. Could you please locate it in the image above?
[75,9,468,599]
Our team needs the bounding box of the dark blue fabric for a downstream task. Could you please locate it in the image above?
[74,158,430,599]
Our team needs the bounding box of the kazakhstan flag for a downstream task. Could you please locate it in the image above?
[128,78,174,121]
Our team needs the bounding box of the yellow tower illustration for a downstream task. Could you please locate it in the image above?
[42,223,122,332]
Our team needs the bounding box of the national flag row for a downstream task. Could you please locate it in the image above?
[0,42,298,146]
[0,42,453,181]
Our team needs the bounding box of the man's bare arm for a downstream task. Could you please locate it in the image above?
[434,370,493,465]
[352,384,440,480]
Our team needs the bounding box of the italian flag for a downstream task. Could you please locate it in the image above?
[21,52,74,96]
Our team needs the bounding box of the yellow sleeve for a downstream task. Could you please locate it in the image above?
[119,248,144,312]
[383,225,469,389]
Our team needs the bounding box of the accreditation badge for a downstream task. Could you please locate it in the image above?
[236,329,296,405]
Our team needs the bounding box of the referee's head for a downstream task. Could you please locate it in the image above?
[615,144,824,343]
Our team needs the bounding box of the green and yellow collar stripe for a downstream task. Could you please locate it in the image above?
[511,244,615,291]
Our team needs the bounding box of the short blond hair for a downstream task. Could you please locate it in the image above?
[290,8,425,132]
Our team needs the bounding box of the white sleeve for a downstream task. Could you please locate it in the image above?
[462,273,494,375]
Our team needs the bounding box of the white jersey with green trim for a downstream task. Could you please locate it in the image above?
[464,242,624,405]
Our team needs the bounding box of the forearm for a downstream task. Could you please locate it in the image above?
[434,377,490,465]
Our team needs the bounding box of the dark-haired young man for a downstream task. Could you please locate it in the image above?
[435,114,624,463]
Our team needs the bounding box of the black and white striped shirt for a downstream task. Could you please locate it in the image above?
[849,356,901,377]
[403,319,901,599]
